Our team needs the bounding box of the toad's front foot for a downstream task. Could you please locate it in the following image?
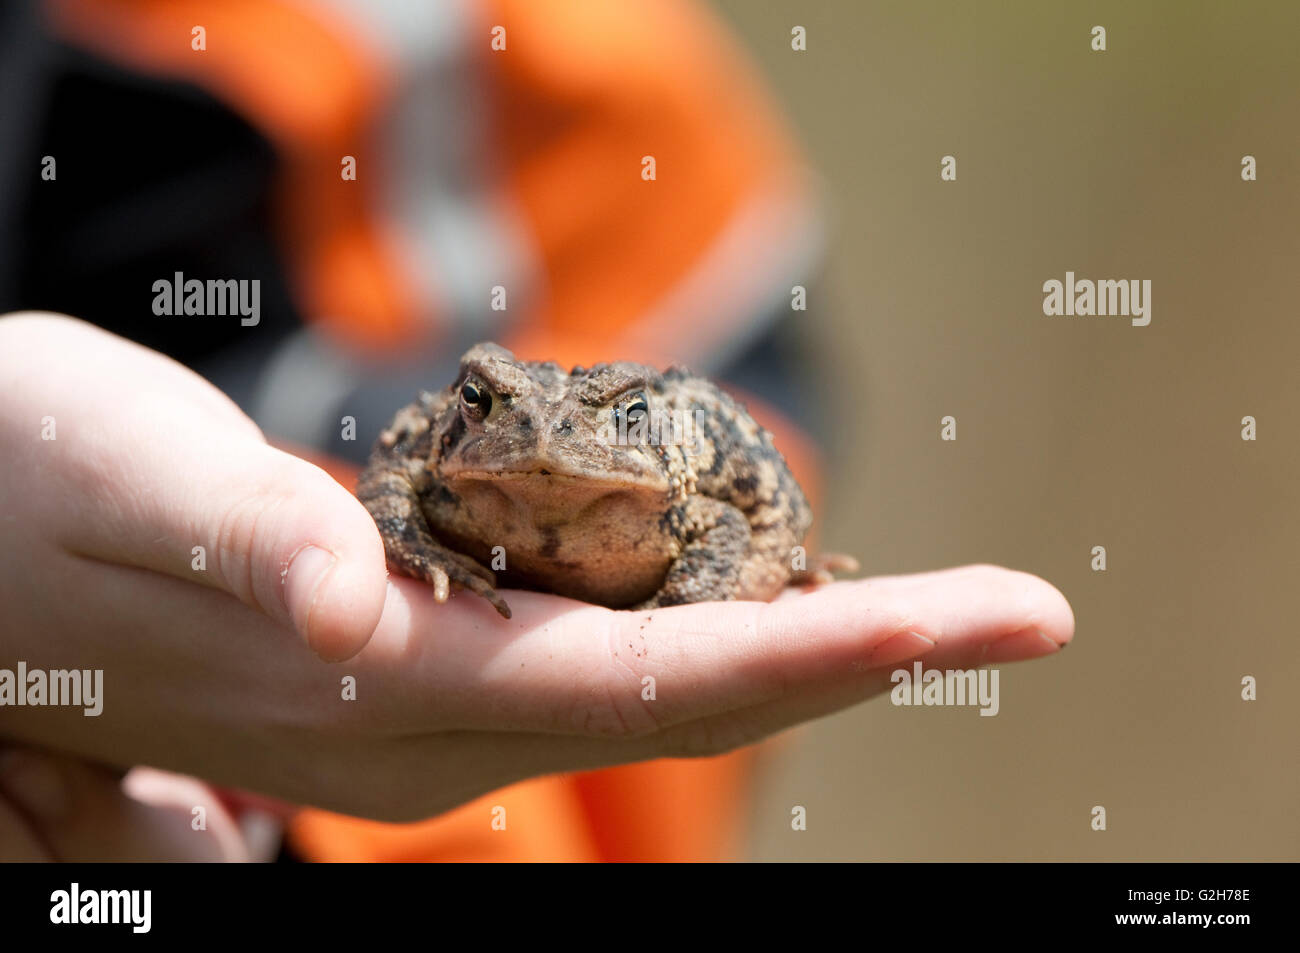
[391,540,512,618]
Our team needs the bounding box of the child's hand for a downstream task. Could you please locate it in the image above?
[0,313,1073,825]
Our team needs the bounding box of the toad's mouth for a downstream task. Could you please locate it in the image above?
[447,467,666,491]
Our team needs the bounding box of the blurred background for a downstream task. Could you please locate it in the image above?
[2,0,1296,861]
[712,0,1300,860]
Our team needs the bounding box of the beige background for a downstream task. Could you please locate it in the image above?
[708,0,1300,860]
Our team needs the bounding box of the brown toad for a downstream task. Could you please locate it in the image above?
[358,342,854,618]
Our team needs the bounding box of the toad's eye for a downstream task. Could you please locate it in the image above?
[613,391,649,429]
[460,380,491,419]
[624,392,649,423]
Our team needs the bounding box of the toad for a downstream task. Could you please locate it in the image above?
[358,343,854,618]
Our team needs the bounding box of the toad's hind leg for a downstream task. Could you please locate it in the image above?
[789,552,860,587]
[358,467,512,618]
[635,497,752,608]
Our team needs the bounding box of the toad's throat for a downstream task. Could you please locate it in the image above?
[435,470,678,605]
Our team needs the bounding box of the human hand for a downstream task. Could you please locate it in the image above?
[0,313,1072,822]
[0,745,285,861]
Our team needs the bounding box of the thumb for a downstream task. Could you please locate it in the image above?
[3,313,387,660]
[195,443,389,662]
[55,428,388,662]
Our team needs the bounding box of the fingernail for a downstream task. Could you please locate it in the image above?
[985,626,1061,663]
[0,750,70,821]
[866,630,937,668]
[284,545,338,655]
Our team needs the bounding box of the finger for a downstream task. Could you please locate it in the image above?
[0,748,250,862]
[5,316,387,661]
[369,595,1074,822]
[125,768,282,862]
[642,611,1061,760]
[636,566,1073,758]
[359,564,1073,737]
[1,313,264,441]
[54,433,386,662]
